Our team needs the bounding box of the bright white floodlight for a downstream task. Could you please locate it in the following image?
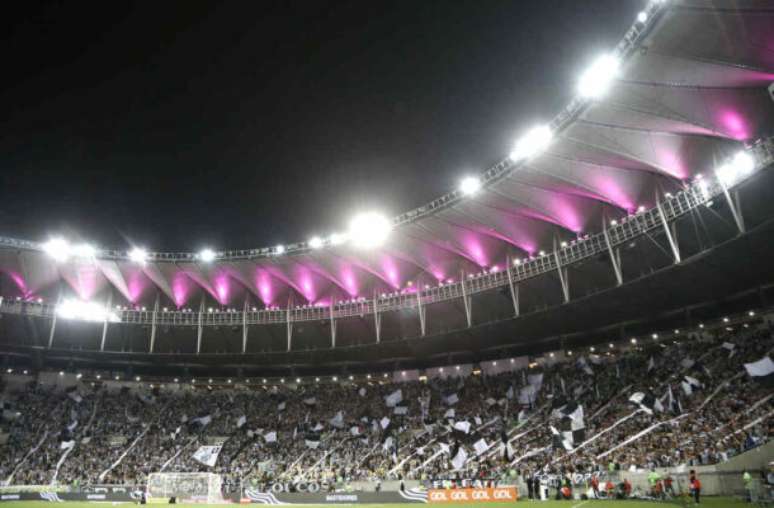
[716,150,755,187]
[459,176,481,196]
[329,232,347,246]
[57,298,120,323]
[578,54,620,99]
[129,247,148,264]
[198,248,216,262]
[309,236,324,249]
[510,125,553,161]
[275,244,286,255]
[732,151,755,175]
[43,237,71,262]
[348,212,392,249]
[71,243,96,259]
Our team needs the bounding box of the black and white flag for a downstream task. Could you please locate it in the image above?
[385,389,403,408]
[745,356,774,382]
[192,445,222,467]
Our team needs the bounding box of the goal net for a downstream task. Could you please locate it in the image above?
[147,472,222,503]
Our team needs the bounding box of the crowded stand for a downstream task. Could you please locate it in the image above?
[1,316,772,496]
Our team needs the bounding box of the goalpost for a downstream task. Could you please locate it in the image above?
[146,472,222,503]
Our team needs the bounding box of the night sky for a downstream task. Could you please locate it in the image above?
[0,0,643,252]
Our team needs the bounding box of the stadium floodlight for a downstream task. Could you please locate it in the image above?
[329,232,347,246]
[509,125,553,161]
[309,236,324,249]
[198,248,216,262]
[71,243,96,259]
[348,211,391,248]
[275,244,285,255]
[129,247,148,264]
[578,54,620,99]
[637,11,648,23]
[717,150,755,187]
[56,298,120,323]
[459,176,481,196]
[43,237,71,262]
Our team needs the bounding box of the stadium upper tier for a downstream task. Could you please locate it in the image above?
[0,0,773,354]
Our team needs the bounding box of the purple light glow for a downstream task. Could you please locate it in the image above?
[213,274,230,305]
[6,271,28,296]
[717,109,751,141]
[126,270,147,303]
[172,273,193,308]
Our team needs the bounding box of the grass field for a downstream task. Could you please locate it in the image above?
[0,498,755,508]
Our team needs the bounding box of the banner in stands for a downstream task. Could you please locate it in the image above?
[244,489,428,504]
[0,489,138,503]
[427,487,517,504]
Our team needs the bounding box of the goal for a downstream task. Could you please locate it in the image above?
[147,472,222,503]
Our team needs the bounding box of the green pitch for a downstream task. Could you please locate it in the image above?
[0,498,753,508]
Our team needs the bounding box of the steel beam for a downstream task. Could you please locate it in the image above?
[417,288,426,336]
[554,241,570,303]
[196,295,204,354]
[48,288,62,349]
[149,292,159,353]
[242,299,248,354]
[718,178,746,234]
[602,223,623,286]
[460,273,472,327]
[330,301,337,348]
[286,302,293,352]
[374,292,382,343]
[505,258,520,317]
[657,199,681,263]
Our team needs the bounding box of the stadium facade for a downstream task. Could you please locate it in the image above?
[0,0,773,379]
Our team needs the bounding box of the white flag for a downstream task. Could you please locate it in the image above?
[474,416,482,426]
[744,356,774,377]
[444,393,459,405]
[303,397,317,405]
[473,438,489,455]
[453,421,471,434]
[444,408,456,419]
[393,406,408,415]
[67,392,83,404]
[329,411,345,428]
[385,389,403,407]
[506,386,514,400]
[192,445,222,467]
[312,422,324,431]
[305,439,320,449]
[382,436,394,452]
[722,342,735,351]
[681,381,693,396]
[439,442,451,455]
[236,415,247,428]
[358,387,366,397]
[451,447,468,470]
[264,431,277,443]
[380,417,391,429]
[191,415,212,427]
[60,440,75,450]
[527,373,544,388]
[681,358,695,369]
[684,375,702,387]
[647,357,655,372]
[277,401,286,411]
[350,426,360,436]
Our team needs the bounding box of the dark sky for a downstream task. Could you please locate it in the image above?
[0,0,643,252]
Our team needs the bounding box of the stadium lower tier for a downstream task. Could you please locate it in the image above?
[1,320,771,493]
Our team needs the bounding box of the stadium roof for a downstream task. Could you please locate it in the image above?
[0,0,773,372]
